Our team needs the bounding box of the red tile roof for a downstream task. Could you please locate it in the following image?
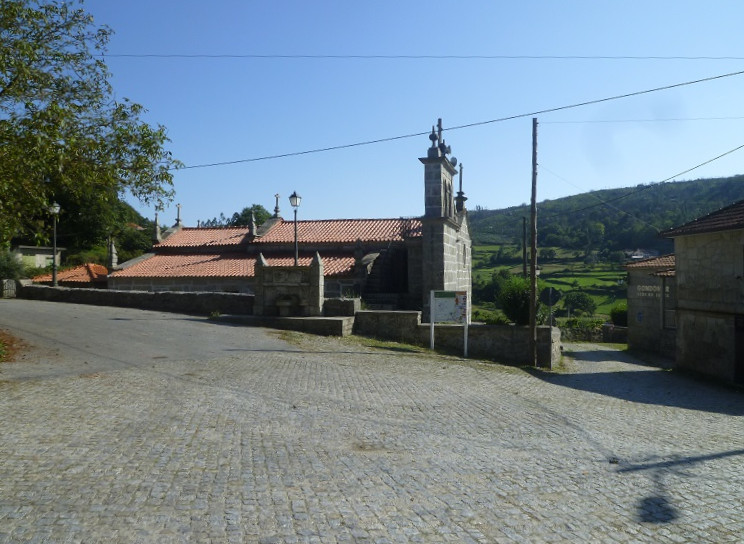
[155,228,251,248]
[33,263,109,284]
[255,218,422,244]
[625,254,675,269]
[111,253,356,278]
[153,219,421,249]
[662,200,744,237]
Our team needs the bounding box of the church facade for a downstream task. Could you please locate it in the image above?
[109,120,471,320]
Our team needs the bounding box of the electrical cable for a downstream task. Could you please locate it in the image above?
[539,142,744,222]
[105,53,744,61]
[176,68,744,170]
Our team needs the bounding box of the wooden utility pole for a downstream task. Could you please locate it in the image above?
[522,216,527,277]
[529,118,538,367]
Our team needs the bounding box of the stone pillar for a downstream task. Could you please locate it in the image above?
[308,252,324,316]
[253,253,268,316]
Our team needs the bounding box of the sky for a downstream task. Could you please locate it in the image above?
[85,1,744,227]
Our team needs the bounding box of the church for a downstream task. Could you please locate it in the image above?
[109,120,471,320]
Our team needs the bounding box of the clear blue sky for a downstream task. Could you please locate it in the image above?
[86,0,744,227]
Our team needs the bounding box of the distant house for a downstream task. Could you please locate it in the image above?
[12,245,64,269]
[33,263,108,288]
[625,254,676,358]
[661,199,744,384]
[110,121,472,319]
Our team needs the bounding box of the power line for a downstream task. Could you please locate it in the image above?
[540,142,744,223]
[542,115,744,125]
[177,68,744,170]
[105,53,744,61]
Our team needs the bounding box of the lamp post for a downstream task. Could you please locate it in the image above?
[50,202,60,286]
[289,191,301,266]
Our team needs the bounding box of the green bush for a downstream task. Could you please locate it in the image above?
[562,317,604,334]
[499,275,542,325]
[564,290,597,316]
[472,308,510,325]
[0,251,24,280]
[610,302,628,326]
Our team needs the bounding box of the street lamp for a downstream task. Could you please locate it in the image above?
[289,191,301,266]
[50,202,61,286]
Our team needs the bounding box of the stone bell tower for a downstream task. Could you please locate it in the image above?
[419,118,472,321]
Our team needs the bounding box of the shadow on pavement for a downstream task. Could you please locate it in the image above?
[618,449,744,524]
[527,366,744,415]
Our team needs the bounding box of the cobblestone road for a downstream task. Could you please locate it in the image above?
[0,300,742,543]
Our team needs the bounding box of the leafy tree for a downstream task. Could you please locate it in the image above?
[564,290,597,316]
[499,275,540,325]
[228,205,271,226]
[0,0,179,246]
[0,250,23,280]
[200,205,271,227]
[539,248,556,261]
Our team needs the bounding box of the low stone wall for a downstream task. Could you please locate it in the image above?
[601,324,628,343]
[323,298,361,317]
[354,310,561,367]
[18,284,254,316]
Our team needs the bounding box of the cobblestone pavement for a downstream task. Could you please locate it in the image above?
[0,300,743,543]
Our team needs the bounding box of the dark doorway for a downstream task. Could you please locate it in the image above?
[734,315,744,384]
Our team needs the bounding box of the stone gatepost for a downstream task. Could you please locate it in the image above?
[308,252,324,316]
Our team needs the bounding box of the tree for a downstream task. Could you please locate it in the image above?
[498,275,535,325]
[228,205,271,227]
[564,290,597,316]
[0,0,179,246]
[200,205,271,227]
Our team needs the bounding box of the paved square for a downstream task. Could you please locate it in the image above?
[0,300,742,542]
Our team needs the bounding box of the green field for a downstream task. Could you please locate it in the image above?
[472,245,627,318]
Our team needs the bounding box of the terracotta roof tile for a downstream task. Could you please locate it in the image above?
[33,263,109,283]
[662,199,744,237]
[626,254,675,269]
[155,228,251,248]
[256,218,422,244]
[111,253,356,279]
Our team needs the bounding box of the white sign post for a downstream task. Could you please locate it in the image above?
[430,290,469,357]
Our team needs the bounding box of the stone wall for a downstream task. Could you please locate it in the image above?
[108,276,255,294]
[18,283,254,316]
[676,311,736,382]
[674,230,744,382]
[323,298,361,317]
[627,270,676,357]
[354,310,561,367]
[253,254,324,317]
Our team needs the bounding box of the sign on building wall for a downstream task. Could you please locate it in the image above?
[430,290,469,357]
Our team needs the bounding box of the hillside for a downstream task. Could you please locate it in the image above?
[468,174,744,253]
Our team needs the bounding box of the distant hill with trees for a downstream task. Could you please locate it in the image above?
[469,174,744,255]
